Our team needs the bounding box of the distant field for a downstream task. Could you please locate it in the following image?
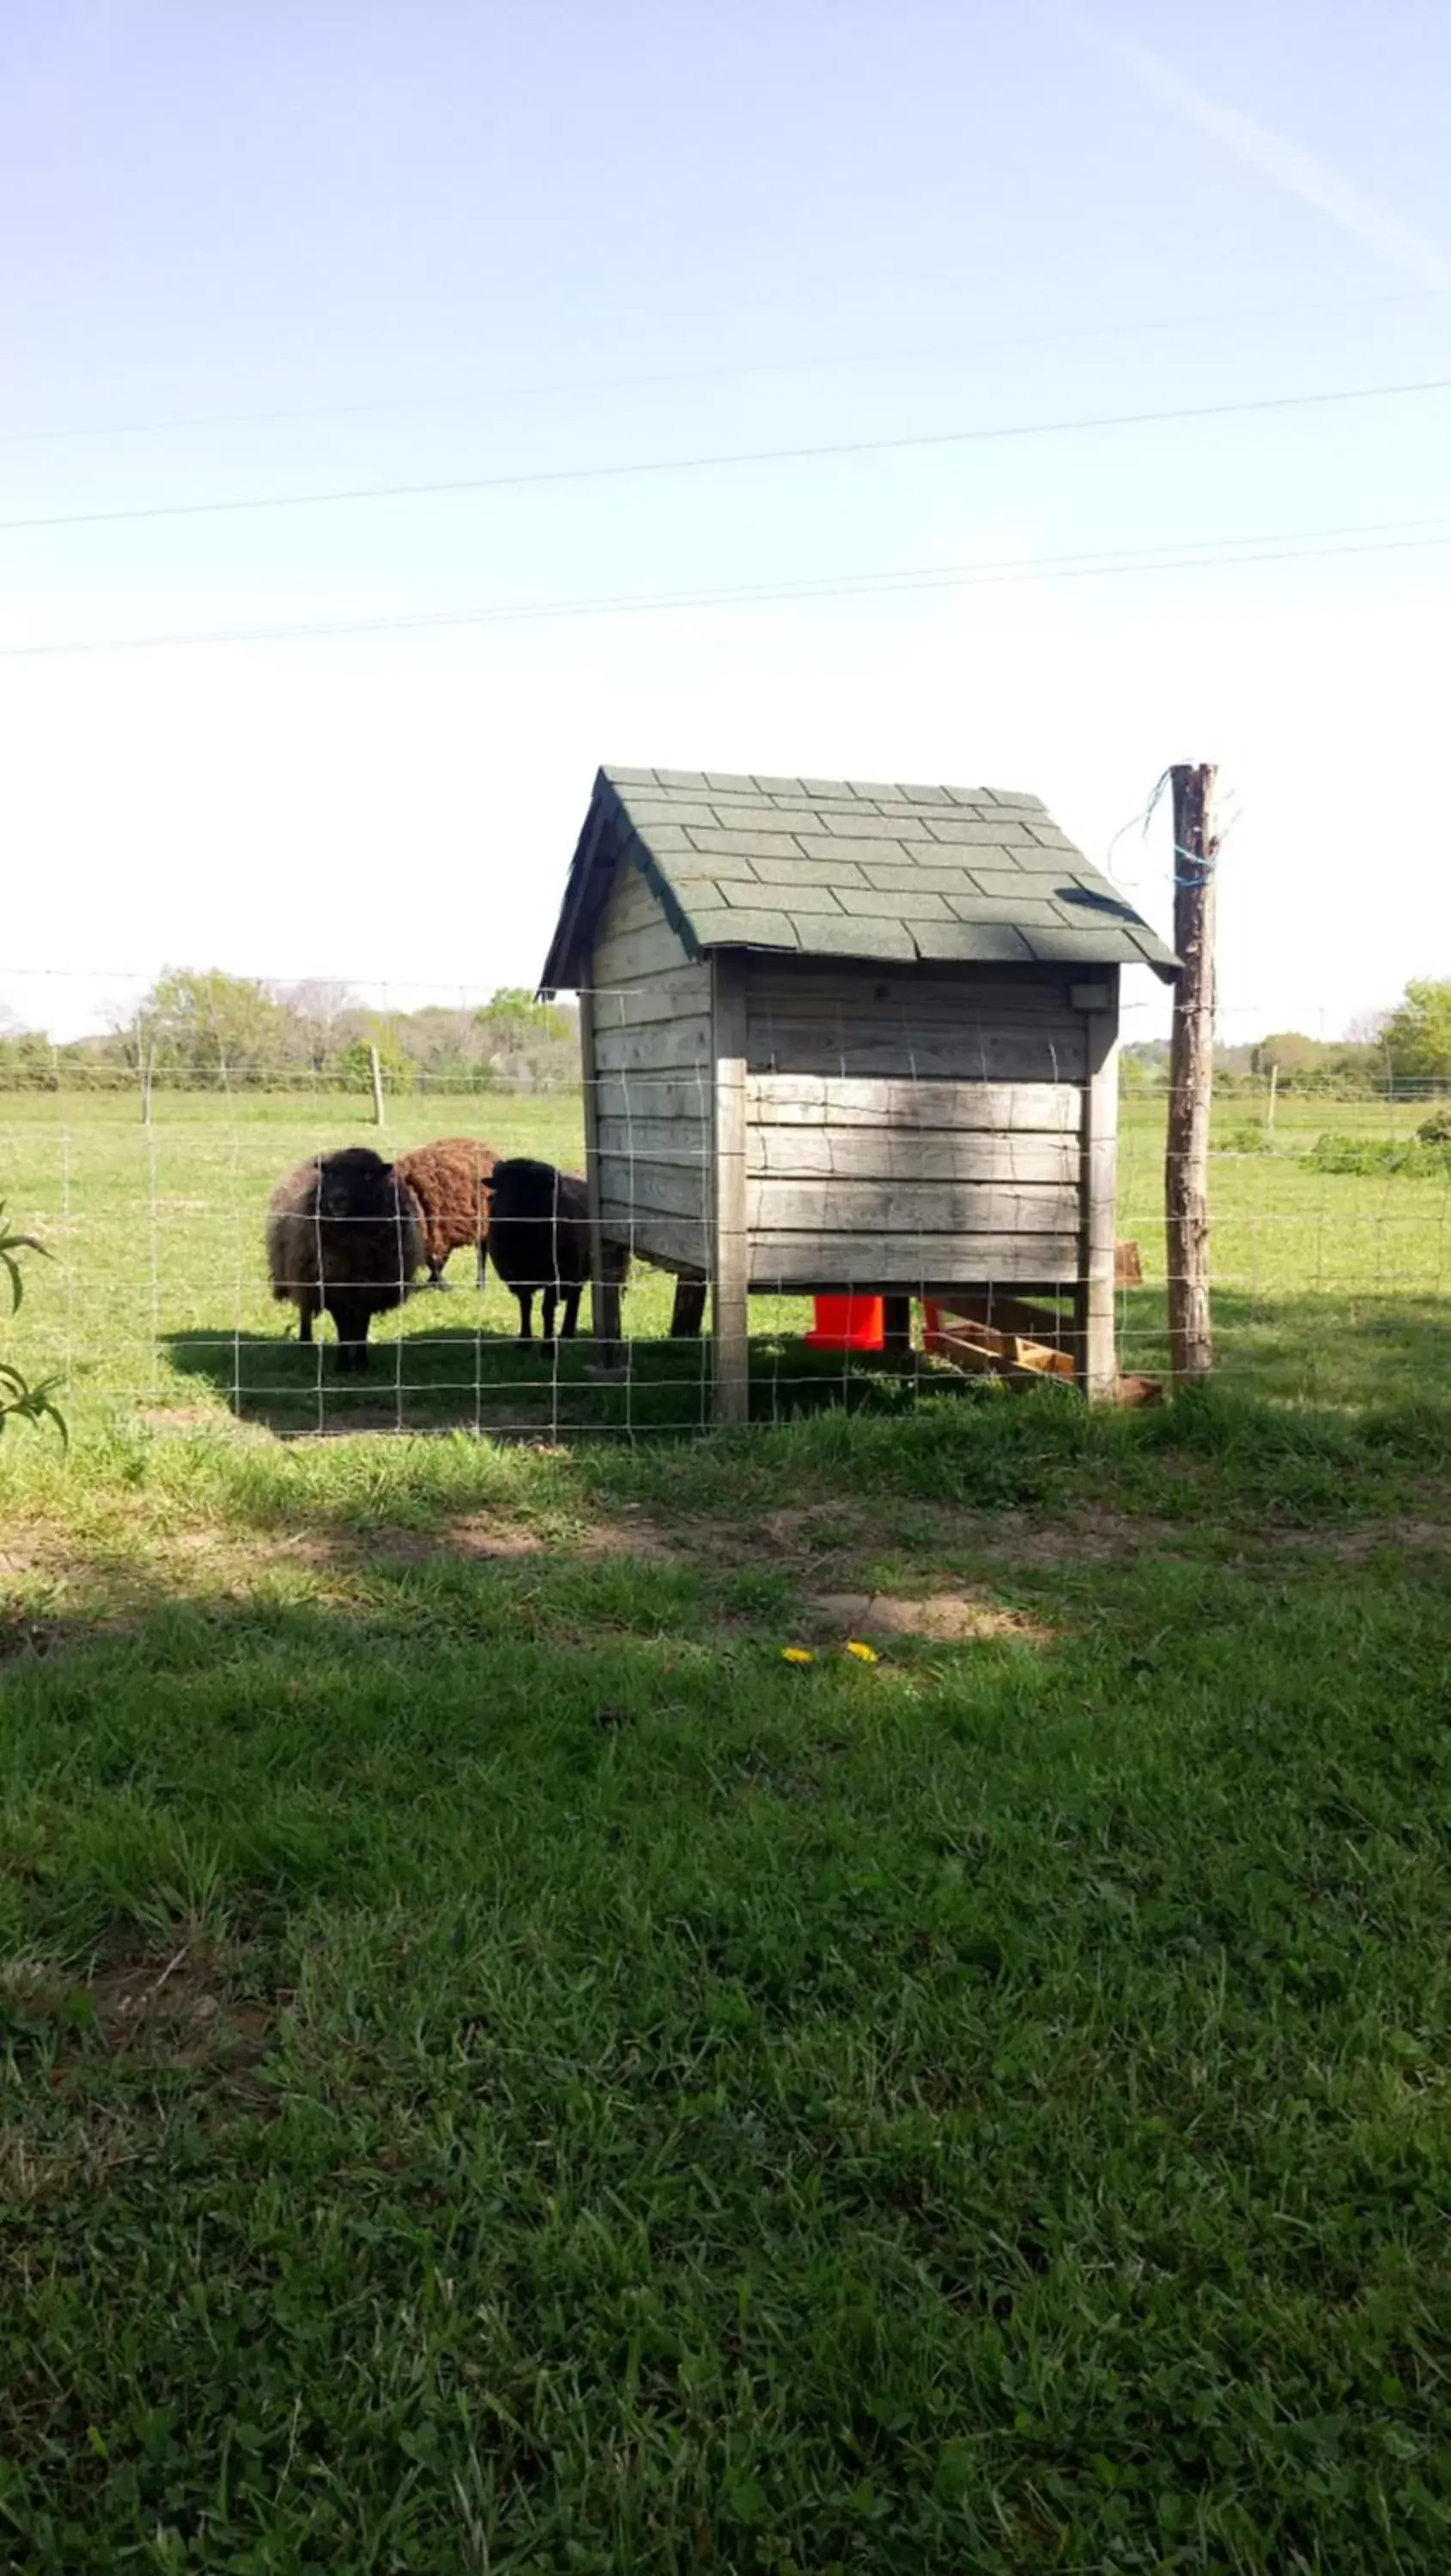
[1,1083,1448,1431]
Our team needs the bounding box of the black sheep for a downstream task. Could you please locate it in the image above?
[483,1158,627,1344]
[265,1145,424,1373]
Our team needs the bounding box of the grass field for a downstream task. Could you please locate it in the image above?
[2,1086,1450,2569]
[1,1084,1448,1431]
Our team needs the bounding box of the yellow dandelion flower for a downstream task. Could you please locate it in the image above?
[780,1646,815,1666]
[845,1639,880,1664]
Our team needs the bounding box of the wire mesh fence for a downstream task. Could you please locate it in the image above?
[1,974,1448,1442]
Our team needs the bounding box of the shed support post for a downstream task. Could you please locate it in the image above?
[881,1295,913,1357]
[711,953,750,1424]
[1078,980,1120,1400]
[579,991,622,1370]
[670,1273,707,1337]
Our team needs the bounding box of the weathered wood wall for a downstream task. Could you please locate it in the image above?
[589,855,712,1274]
[743,962,1100,1291]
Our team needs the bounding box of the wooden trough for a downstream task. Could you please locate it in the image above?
[540,767,1178,1422]
[922,1241,1161,1404]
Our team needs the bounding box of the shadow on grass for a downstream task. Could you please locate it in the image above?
[1116,1285,1450,1406]
[162,1327,952,1439]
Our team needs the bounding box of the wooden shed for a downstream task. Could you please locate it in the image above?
[539,765,1178,1419]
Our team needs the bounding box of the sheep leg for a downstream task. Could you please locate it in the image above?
[331,1296,370,1375]
[560,1286,582,1341]
[426,1261,451,1292]
[541,1290,558,1346]
[298,1297,316,1346]
[515,1290,533,1344]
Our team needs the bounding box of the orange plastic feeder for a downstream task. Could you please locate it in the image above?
[805,1294,885,1352]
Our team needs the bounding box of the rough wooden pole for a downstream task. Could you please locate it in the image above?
[368,1042,385,1127]
[1166,762,1217,1381]
[1266,1060,1278,1130]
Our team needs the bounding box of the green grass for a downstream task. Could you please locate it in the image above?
[3,1393,1451,2569]
[3,1089,1451,2567]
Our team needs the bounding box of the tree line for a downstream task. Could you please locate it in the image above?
[0,971,580,1094]
[4,969,1448,1099]
[1121,981,1451,1097]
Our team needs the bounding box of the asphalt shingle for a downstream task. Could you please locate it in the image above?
[540,769,1180,987]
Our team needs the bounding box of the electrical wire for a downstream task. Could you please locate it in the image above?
[3,512,1448,662]
[3,373,1449,538]
[3,281,1445,448]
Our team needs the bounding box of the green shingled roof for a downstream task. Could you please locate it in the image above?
[539,767,1180,990]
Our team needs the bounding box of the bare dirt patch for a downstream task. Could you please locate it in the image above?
[980,1510,1185,1569]
[371,1505,673,1565]
[2,1938,277,2086]
[85,1945,274,2075]
[1276,1520,1451,1563]
[804,1589,1054,1646]
[0,1538,52,1581]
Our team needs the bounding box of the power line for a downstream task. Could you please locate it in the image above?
[4,283,1445,449]
[3,373,1449,538]
[3,513,1447,662]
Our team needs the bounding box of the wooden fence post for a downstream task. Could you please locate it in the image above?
[368,1043,385,1127]
[1166,762,1217,1381]
[1266,1060,1278,1130]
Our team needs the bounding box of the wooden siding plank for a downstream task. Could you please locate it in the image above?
[596,1116,713,1164]
[744,960,1072,1012]
[589,967,718,1030]
[595,1072,714,1126]
[744,1022,1088,1083]
[591,919,696,989]
[747,1179,1078,1235]
[593,1016,715,1074]
[747,1233,1081,1288]
[745,990,1078,1032]
[746,1127,1077,1185]
[598,1157,710,1222]
[600,1204,712,1273]
[748,1074,1080,1133]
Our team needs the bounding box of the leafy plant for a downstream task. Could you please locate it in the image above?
[1416,1103,1451,1147]
[1302,1133,1451,1179]
[1,1203,66,1443]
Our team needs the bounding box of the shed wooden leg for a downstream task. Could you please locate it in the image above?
[670,1274,707,1338]
[592,1275,623,1371]
[881,1294,913,1357]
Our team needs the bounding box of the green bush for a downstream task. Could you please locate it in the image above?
[1302,1132,1451,1179]
[1416,1103,1451,1147]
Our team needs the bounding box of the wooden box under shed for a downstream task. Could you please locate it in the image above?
[539,766,1178,1419]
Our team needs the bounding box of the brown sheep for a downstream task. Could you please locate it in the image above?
[266,1145,424,1372]
[394,1136,498,1290]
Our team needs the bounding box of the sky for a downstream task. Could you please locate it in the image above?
[2,0,1448,1048]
